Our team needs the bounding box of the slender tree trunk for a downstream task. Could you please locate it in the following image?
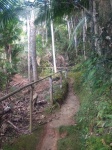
[45,21,48,43]
[27,17,31,82]
[93,1,97,49]
[5,45,9,75]
[85,15,87,30]
[50,20,57,73]
[45,28,48,43]
[83,17,87,60]
[30,9,38,81]
[4,44,12,92]
[82,10,87,60]
[110,0,112,9]
[49,0,57,73]
[5,45,10,63]
[8,45,12,64]
[67,19,71,40]
[93,0,101,55]
[5,44,12,67]
[89,0,95,52]
[71,17,74,30]
[74,34,78,57]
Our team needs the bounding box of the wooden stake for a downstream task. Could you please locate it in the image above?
[49,76,53,105]
[64,69,68,79]
[30,85,33,133]
[60,71,62,89]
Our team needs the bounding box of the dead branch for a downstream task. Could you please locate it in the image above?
[7,120,19,131]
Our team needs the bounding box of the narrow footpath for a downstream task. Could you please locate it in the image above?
[37,78,80,150]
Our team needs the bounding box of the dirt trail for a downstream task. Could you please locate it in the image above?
[37,79,80,150]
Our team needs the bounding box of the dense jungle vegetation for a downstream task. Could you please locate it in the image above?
[0,0,112,150]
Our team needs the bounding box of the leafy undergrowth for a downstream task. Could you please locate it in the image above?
[57,61,112,150]
[45,80,68,113]
[73,61,112,150]
[53,80,68,105]
[3,126,43,150]
[58,125,82,150]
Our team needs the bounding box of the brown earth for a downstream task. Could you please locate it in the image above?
[0,74,52,145]
[0,74,79,150]
[37,78,80,150]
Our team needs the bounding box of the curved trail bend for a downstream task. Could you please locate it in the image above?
[37,79,80,150]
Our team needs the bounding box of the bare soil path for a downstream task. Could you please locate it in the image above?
[37,78,80,150]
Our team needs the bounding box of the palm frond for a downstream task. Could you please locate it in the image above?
[34,2,51,24]
[34,0,76,25]
[0,0,23,28]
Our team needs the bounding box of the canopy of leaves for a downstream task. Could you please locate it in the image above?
[35,0,89,24]
[0,0,23,28]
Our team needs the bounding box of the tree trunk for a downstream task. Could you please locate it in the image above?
[45,21,48,43]
[67,19,71,40]
[93,0,101,55]
[50,20,57,73]
[73,17,78,57]
[9,45,12,64]
[70,17,74,30]
[82,10,87,60]
[110,0,112,8]
[46,27,48,43]
[89,0,95,52]
[74,34,78,57]
[93,1,97,49]
[30,9,38,81]
[5,45,11,63]
[83,17,87,60]
[27,17,31,82]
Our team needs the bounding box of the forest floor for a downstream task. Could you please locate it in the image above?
[0,74,50,146]
[0,74,79,150]
[37,78,80,150]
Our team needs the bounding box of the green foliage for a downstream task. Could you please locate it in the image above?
[76,55,112,96]
[39,67,52,77]
[57,66,111,150]
[0,13,22,89]
[3,126,43,150]
[86,135,112,150]
[58,125,82,150]
[71,59,112,150]
[73,71,83,94]
[36,35,44,56]
[0,19,22,46]
[0,71,7,90]
[0,0,20,29]
[53,80,68,105]
[45,79,68,113]
[11,44,23,71]
[0,44,22,90]
[55,24,68,53]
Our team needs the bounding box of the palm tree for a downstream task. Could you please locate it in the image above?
[0,19,21,63]
[34,0,89,67]
[0,0,22,28]
[0,0,22,71]
[0,0,39,81]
